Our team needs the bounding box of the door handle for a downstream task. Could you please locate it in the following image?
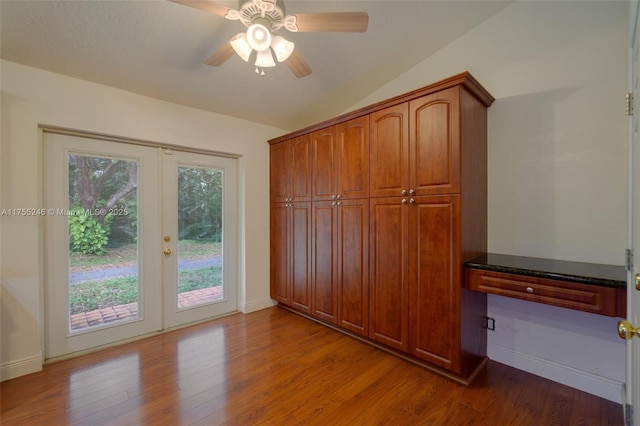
[163,248,172,256]
[618,320,639,340]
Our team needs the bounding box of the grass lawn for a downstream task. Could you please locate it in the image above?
[70,266,222,314]
[69,240,223,313]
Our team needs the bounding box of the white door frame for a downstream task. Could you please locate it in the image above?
[626,1,640,424]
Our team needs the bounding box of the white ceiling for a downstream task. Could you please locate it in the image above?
[0,0,513,131]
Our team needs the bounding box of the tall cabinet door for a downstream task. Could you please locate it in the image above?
[409,88,461,195]
[291,202,312,313]
[270,141,290,203]
[312,201,338,323]
[337,198,369,335]
[370,104,409,198]
[336,116,369,200]
[290,135,312,202]
[312,128,337,201]
[270,203,290,304]
[408,195,461,371]
[369,197,409,351]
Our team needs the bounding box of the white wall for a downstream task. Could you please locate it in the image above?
[348,1,628,402]
[0,60,284,380]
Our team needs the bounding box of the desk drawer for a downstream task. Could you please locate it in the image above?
[465,269,617,316]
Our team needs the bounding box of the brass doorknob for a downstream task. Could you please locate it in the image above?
[163,248,172,256]
[617,320,639,340]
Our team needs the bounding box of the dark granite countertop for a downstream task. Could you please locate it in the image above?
[464,253,627,289]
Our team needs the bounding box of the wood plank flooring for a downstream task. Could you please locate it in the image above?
[0,307,624,425]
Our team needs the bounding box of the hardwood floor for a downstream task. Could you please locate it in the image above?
[1,307,623,425]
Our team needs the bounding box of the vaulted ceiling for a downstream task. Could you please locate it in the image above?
[1,0,513,130]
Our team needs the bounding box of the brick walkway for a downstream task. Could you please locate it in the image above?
[69,286,224,331]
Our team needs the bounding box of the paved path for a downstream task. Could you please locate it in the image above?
[69,256,222,283]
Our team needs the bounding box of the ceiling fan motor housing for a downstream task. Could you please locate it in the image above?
[238,0,286,30]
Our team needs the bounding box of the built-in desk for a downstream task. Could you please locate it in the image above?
[464,254,627,317]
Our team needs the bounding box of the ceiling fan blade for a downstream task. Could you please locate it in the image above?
[286,12,368,32]
[284,50,312,78]
[168,0,235,18]
[204,41,235,66]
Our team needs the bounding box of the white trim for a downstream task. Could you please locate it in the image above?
[489,342,624,403]
[0,353,42,382]
[240,298,277,314]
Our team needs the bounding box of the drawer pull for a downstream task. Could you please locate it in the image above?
[526,287,534,294]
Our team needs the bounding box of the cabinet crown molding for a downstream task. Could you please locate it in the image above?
[268,71,494,146]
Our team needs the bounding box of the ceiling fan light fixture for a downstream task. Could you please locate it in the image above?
[246,23,272,52]
[255,50,276,68]
[271,35,294,62]
[230,33,252,62]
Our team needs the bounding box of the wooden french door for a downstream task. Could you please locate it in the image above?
[44,132,237,359]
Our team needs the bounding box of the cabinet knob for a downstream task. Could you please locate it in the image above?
[337,201,342,206]
[401,189,407,195]
[332,202,336,206]
[402,199,407,204]
[331,195,337,199]
[336,194,342,199]
[409,189,415,195]
[409,198,415,204]
[526,287,534,294]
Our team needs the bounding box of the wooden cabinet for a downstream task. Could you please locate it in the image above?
[370,88,462,198]
[312,116,369,201]
[269,72,494,383]
[409,88,461,195]
[408,195,460,370]
[270,134,312,203]
[312,198,369,333]
[369,197,409,351]
[370,104,409,198]
[270,202,312,313]
[370,195,461,370]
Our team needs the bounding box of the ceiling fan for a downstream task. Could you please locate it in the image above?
[169,0,369,77]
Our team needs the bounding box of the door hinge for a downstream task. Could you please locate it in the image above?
[627,93,634,116]
[625,403,634,426]
[626,249,634,272]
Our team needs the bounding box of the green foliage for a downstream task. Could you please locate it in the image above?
[68,155,138,248]
[177,167,223,242]
[69,211,110,255]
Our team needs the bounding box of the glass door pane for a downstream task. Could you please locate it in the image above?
[67,154,140,331]
[176,166,224,309]
[45,133,161,359]
[162,150,237,329]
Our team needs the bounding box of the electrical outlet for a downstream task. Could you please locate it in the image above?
[485,317,495,331]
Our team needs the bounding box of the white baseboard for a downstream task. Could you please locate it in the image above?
[1,353,42,382]
[239,298,277,314]
[488,343,623,403]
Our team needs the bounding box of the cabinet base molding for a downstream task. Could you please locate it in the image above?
[278,305,488,386]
